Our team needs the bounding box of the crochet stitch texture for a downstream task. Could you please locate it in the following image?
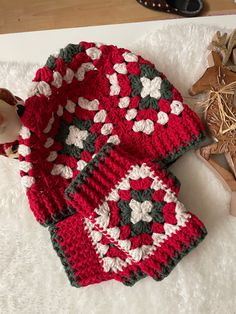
[16,42,206,287]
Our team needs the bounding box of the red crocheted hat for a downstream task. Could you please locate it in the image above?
[16,42,207,287]
[19,41,204,225]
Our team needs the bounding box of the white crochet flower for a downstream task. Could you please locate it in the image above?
[129,199,153,224]
[140,76,162,99]
[66,126,88,148]
[170,100,184,115]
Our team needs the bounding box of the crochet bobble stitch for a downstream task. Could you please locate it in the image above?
[16,42,206,287]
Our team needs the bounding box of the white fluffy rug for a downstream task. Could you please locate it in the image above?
[1,24,236,314]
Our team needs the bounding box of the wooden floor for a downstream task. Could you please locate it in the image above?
[0,0,236,34]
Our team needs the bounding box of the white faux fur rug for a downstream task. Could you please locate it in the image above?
[1,24,236,314]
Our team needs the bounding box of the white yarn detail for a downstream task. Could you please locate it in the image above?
[77,160,87,171]
[107,227,120,240]
[107,135,120,145]
[133,119,154,135]
[151,178,163,191]
[103,257,127,273]
[96,243,109,256]
[170,100,184,115]
[30,81,52,97]
[113,63,127,74]
[44,137,54,148]
[63,68,74,84]
[116,178,130,190]
[129,199,153,224]
[152,233,167,247]
[19,161,32,173]
[19,126,31,140]
[90,230,103,244]
[78,97,99,111]
[175,201,191,225]
[129,245,153,262]
[65,100,76,113]
[95,202,110,229]
[51,71,63,88]
[86,47,102,60]
[21,176,35,189]
[84,218,129,274]
[164,191,178,203]
[140,76,162,99]
[76,62,96,81]
[125,108,137,121]
[128,164,152,180]
[118,96,130,108]
[106,189,120,202]
[47,151,58,162]
[27,82,38,97]
[122,52,138,62]
[94,110,107,123]
[164,223,179,236]
[117,240,131,251]
[57,105,64,117]
[43,116,55,134]
[66,126,88,148]
[101,123,113,135]
[18,144,31,157]
[157,111,169,125]
[95,42,103,48]
[51,164,73,179]
[37,81,52,97]
[106,73,120,96]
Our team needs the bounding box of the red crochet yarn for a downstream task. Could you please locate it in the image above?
[16,42,207,287]
[51,147,184,287]
[64,144,206,285]
[19,41,204,225]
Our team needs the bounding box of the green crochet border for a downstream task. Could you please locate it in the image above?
[49,224,81,288]
[122,226,207,285]
[45,43,85,69]
[49,220,148,287]
[49,224,207,288]
[42,206,76,227]
[65,142,114,201]
[162,132,205,165]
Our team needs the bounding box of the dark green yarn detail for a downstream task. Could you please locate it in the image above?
[119,200,132,226]
[129,74,143,97]
[41,207,76,227]
[153,226,207,282]
[45,43,85,70]
[45,55,56,70]
[131,221,152,237]
[56,118,97,160]
[49,224,81,288]
[65,143,114,200]
[160,79,172,101]
[83,134,97,153]
[122,270,147,286]
[139,96,159,110]
[59,44,85,63]
[140,64,161,79]
[151,203,165,223]
[118,197,164,235]
[131,189,154,202]
[161,132,205,166]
